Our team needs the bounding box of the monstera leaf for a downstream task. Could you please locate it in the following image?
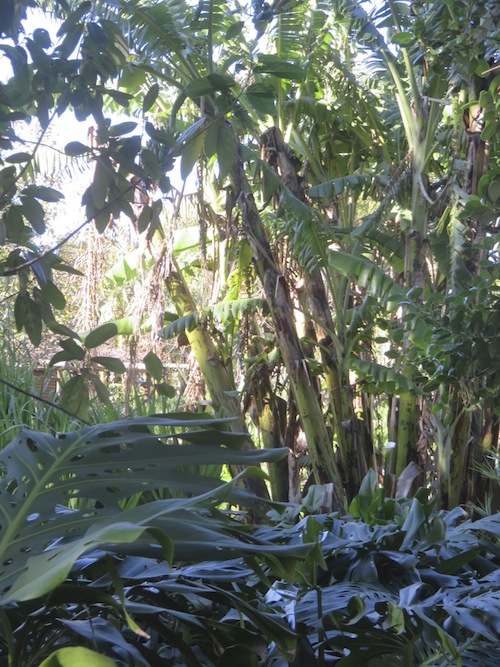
[0,415,290,605]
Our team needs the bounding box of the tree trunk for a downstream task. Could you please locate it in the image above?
[259,126,367,499]
[162,252,270,502]
[231,153,347,512]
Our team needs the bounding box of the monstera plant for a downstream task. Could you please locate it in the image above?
[0,414,312,666]
[0,422,500,665]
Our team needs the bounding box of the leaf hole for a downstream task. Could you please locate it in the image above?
[26,438,38,452]
[99,430,121,438]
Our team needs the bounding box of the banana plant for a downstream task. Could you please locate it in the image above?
[12,0,499,511]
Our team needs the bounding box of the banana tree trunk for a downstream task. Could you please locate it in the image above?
[232,155,347,512]
[247,370,289,502]
[434,392,472,509]
[162,252,270,501]
[260,126,366,499]
[395,391,421,480]
[301,272,366,497]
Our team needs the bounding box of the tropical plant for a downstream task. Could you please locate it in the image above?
[2,443,500,666]
[0,412,302,665]
[1,0,499,510]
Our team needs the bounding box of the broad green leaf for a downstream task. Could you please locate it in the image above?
[6,522,166,602]
[40,281,66,310]
[65,141,91,156]
[137,204,153,234]
[185,74,233,100]
[22,185,64,202]
[391,31,415,46]
[108,121,137,136]
[57,22,85,60]
[59,337,86,360]
[0,415,292,604]
[139,150,160,177]
[437,548,479,575]
[57,2,91,37]
[84,322,119,348]
[87,21,108,45]
[144,122,176,147]
[488,179,500,204]
[146,199,163,240]
[5,152,31,163]
[216,122,236,181]
[206,73,235,92]
[47,321,80,338]
[88,371,114,408]
[83,318,134,348]
[482,119,499,142]
[177,118,206,147]
[91,160,112,209]
[49,350,79,365]
[142,82,159,113]
[90,356,127,374]
[260,161,283,201]
[59,374,89,417]
[14,291,42,346]
[52,260,85,276]
[254,55,306,81]
[155,382,176,398]
[225,20,244,40]
[20,195,45,234]
[204,118,221,158]
[105,90,133,108]
[408,316,430,351]
[244,83,276,115]
[39,647,117,667]
[144,350,164,381]
[400,499,426,549]
[4,204,26,243]
[185,77,218,98]
[180,130,204,180]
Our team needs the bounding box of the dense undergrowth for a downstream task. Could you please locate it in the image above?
[0,418,499,667]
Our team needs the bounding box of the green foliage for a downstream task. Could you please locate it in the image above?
[39,647,118,667]
[0,0,499,603]
[0,413,289,605]
[0,414,304,665]
[2,463,500,666]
